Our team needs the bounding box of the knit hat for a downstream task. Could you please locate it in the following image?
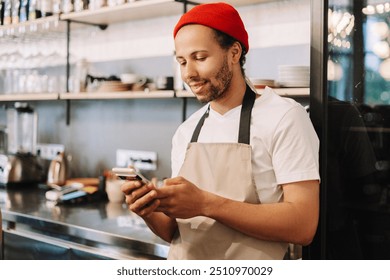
[173,2,249,52]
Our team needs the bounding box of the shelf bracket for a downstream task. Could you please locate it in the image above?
[174,0,200,13]
[65,19,108,31]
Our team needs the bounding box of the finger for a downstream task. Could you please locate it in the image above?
[163,176,183,185]
[154,204,174,218]
[153,186,173,199]
[138,199,161,217]
[154,195,173,211]
[128,184,155,204]
[121,180,142,194]
[129,189,158,212]
[151,177,158,186]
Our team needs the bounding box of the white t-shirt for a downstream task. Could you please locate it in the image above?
[171,87,320,204]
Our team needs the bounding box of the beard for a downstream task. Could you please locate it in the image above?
[188,56,233,104]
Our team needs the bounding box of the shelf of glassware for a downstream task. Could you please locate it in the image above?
[175,88,310,98]
[59,0,275,26]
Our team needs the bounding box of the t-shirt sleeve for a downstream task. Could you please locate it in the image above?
[271,106,320,185]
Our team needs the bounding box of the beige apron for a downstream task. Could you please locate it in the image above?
[168,85,288,260]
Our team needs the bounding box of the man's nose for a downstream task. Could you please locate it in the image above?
[183,61,198,81]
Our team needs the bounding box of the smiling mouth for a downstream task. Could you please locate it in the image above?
[190,82,206,92]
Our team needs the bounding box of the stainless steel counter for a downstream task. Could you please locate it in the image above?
[0,185,169,259]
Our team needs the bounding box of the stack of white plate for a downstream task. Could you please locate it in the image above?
[277,65,310,87]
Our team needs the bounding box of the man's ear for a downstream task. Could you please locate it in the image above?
[230,41,242,64]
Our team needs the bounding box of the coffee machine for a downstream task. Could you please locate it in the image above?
[0,102,45,186]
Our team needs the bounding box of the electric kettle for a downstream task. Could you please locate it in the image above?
[47,152,68,186]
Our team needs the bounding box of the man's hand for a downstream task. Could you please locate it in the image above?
[155,176,210,219]
[121,180,160,217]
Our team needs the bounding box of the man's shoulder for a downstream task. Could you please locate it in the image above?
[253,87,305,116]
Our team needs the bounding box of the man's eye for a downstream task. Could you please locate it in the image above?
[196,57,206,61]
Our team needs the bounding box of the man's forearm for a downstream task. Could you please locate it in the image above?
[203,181,319,245]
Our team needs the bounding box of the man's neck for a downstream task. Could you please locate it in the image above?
[210,77,247,115]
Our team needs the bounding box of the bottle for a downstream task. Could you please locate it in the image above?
[28,0,37,20]
[1,0,4,25]
[11,0,19,24]
[2,0,10,25]
[40,0,52,17]
[51,0,60,14]
[19,0,28,22]
[61,0,72,13]
[35,0,41,18]
[73,0,83,12]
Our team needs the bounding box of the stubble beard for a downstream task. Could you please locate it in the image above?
[196,57,233,104]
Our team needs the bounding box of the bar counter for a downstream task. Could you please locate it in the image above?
[0,184,169,260]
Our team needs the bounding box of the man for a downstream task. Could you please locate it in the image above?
[121,2,320,260]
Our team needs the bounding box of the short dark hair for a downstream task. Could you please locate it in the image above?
[212,29,247,76]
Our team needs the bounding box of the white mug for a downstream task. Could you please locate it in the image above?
[106,179,125,203]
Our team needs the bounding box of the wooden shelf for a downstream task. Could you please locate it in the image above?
[258,87,310,96]
[0,87,307,102]
[60,0,276,26]
[196,0,277,5]
[0,91,174,101]
[0,0,279,33]
[176,88,310,98]
[59,90,175,100]
[0,93,59,101]
[60,0,184,26]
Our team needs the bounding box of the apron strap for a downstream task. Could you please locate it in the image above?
[190,105,210,143]
[190,84,257,144]
[238,85,256,144]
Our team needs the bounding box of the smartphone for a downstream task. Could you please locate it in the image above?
[111,167,150,184]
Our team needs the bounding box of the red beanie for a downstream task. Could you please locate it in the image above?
[173,2,249,52]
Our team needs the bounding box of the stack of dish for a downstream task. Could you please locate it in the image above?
[250,78,275,89]
[97,81,132,92]
[277,65,310,87]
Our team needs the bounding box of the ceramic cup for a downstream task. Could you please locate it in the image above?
[106,179,125,203]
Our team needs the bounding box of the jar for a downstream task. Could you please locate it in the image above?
[73,59,89,93]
